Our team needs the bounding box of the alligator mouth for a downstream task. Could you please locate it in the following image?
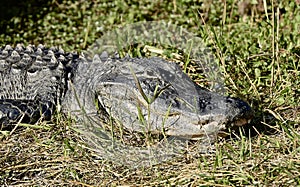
[176,111,254,140]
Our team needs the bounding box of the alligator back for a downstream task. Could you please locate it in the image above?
[0,44,78,125]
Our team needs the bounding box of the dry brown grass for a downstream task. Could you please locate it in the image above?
[1,111,299,186]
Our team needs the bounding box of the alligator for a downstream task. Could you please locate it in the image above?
[0,44,253,165]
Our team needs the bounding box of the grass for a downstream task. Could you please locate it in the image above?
[0,0,299,186]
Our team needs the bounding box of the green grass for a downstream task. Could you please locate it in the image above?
[0,0,299,186]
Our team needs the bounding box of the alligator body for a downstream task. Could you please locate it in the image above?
[0,44,253,164]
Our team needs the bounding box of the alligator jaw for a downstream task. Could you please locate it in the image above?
[182,118,252,140]
[162,108,254,140]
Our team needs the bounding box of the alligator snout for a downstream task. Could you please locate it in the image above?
[224,97,254,126]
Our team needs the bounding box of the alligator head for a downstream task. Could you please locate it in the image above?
[68,55,254,142]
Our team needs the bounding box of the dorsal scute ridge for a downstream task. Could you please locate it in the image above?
[3,45,13,51]
[25,45,34,54]
[9,50,21,63]
[93,54,101,63]
[99,51,108,60]
[35,47,43,56]
[0,44,80,73]
[20,53,32,65]
[15,44,24,52]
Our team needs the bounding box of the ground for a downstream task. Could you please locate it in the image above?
[0,0,299,186]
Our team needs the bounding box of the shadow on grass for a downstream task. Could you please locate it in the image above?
[239,100,285,139]
[0,0,55,34]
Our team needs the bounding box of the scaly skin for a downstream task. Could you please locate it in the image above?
[0,44,78,126]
